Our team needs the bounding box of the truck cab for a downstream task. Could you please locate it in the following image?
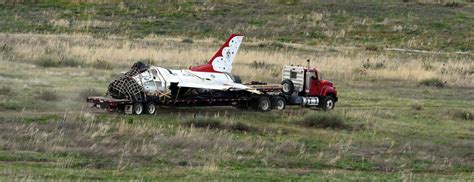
[281,65,338,110]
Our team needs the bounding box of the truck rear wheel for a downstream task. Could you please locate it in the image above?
[321,96,335,111]
[145,102,156,115]
[281,79,294,95]
[273,97,286,110]
[133,103,144,115]
[257,96,272,112]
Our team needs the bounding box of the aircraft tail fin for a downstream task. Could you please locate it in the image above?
[190,34,244,73]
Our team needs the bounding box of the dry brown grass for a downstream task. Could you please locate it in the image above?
[1,33,472,87]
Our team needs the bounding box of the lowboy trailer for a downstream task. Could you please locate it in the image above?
[87,62,338,115]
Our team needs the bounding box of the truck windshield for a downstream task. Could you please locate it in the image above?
[308,71,316,80]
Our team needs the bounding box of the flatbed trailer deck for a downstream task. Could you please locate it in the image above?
[87,84,285,114]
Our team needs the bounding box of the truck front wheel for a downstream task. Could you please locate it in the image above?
[133,103,144,115]
[321,96,335,111]
[257,96,272,112]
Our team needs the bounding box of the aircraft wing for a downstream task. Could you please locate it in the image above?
[177,70,261,94]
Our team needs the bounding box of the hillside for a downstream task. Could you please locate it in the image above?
[0,1,473,52]
[0,1,473,181]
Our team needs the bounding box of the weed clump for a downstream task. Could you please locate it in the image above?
[185,116,222,129]
[183,116,256,132]
[0,101,22,110]
[1,43,13,53]
[78,88,102,101]
[36,57,58,67]
[36,57,83,68]
[450,110,473,121]
[419,78,445,88]
[181,38,194,44]
[36,90,58,101]
[92,59,113,70]
[365,44,380,51]
[251,61,270,69]
[0,86,15,96]
[299,112,350,129]
[411,103,423,111]
[362,59,385,69]
[257,41,285,49]
[228,122,254,132]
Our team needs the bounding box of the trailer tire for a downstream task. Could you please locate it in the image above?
[145,102,156,115]
[281,79,294,95]
[133,102,144,115]
[321,96,335,111]
[257,96,272,112]
[272,97,286,110]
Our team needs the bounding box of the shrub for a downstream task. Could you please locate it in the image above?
[419,78,445,88]
[1,43,13,53]
[444,1,463,7]
[36,57,59,67]
[183,116,257,132]
[411,103,423,111]
[181,38,194,44]
[365,44,380,51]
[78,88,102,101]
[352,68,367,75]
[92,59,113,70]
[184,116,222,129]
[362,59,385,70]
[450,110,473,121]
[228,122,254,132]
[61,57,83,67]
[257,41,285,49]
[0,101,22,110]
[36,90,58,101]
[35,57,83,68]
[251,61,269,69]
[422,62,434,71]
[299,112,349,129]
[0,86,14,96]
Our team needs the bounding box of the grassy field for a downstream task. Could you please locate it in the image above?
[1,0,473,181]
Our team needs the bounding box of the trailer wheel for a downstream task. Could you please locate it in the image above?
[281,79,294,95]
[321,96,335,111]
[257,96,272,112]
[273,97,286,110]
[145,102,156,115]
[133,102,144,115]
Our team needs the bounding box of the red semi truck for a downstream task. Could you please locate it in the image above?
[87,61,338,115]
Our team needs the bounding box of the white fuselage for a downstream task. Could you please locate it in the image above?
[132,66,251,95]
